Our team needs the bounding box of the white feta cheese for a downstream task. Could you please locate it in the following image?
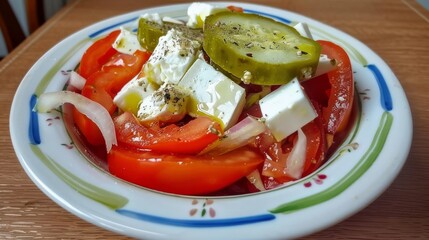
[315,54,337,77]
[299,55,337,80]
[144,29,201,85]
[186,2,228,28]
[137,83,189,123]
[141,13,163,26]
[292,22,337,78]
[113,75,157,115]
[259,78,317,141]
[293,22,313,40]
[179,59,246,129]
[112,27,145,55]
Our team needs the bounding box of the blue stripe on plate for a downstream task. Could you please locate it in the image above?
[244,9,292,24]
[367,64,393,111]
[29,94,41,145]
[116,209,276,227]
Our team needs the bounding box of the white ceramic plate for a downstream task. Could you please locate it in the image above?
[10,2,412,239]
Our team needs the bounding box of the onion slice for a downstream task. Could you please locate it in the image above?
[284,128,307,179]
[201,116,266,156]
[35,91,117,152]
[246,169,266,191]
[68,71,86,90]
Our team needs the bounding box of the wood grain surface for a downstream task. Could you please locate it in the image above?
[1,0,428,239]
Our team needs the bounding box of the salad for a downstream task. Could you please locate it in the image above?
[36,3,355,196]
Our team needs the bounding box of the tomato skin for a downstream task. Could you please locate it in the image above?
[74,30,150,147]
[114,112,222,155]
[72,106,104,146]
[78,30,121,79]
[73,85,117,146]
[255,100,326,186]
[227,5,244,12]
[301,101,327,176]
[108,146,264,195]
[87,50,151,97]
[81,85,116,114]
[317,40,354,140]
[238,103,262,121]
[301,73,331,108]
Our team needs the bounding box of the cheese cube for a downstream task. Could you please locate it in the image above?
[112,27,145,55]
[141,13,163,26]
[315,54,337,77]
[144,29,201,85]
[137,83,189,123]
[292,23,336,78]
[186,2,229,28]
[179,59,246,129]
[293,22,313,40]
[113,76,157,115]
[259,79,317,141]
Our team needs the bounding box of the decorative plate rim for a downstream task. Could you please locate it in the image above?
[9,2,412,239]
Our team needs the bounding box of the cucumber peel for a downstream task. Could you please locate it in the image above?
[138,18,203,51]
[203,12,321,85]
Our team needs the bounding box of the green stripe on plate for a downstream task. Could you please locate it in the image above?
[30,145,128,209]
[34,38,90,96]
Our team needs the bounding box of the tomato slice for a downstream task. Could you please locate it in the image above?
[81,85,116,114]
[108,146,264,195]
[78,30,120,79]
[74,30,150,147]
[73,85,117,146]
[87,50,151,97]
[317,40,354,144]
[255,100,326,186]
[114,112,222,155]
[301,73,331,108]
[238,103,262,121]
[301,101,327,176]
[227,5,244,12]
[74,52,148,147]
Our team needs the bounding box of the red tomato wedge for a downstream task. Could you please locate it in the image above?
[317,40,354,143]
[255,99,326,187]
[73,31,150,147]
[259,120,324,183]
[301,101,327,176]
[108,146,264,195]
[227,5,244,12]
[301,73,331,108]
[78,30,120,79]
[74,52,149,147]
[73,85,116,146]
[259,121,324,189]
[86,50,151,97]
[114,112,222,155]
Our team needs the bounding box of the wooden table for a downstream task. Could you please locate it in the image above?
[1,0,428,239]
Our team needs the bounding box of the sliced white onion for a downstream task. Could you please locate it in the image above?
[284,128,307,179]
[246,169,266,191]
[36,91,117,152]
[200,116,266,156]
[68,71,86,90]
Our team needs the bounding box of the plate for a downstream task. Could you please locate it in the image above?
[9,2,412,239]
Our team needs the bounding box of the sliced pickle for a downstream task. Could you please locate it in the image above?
[203,12,321,85]
[138,18,203,51]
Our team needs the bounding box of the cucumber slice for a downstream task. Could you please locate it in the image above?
[138,18,203,51]
[203,12,321,85]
